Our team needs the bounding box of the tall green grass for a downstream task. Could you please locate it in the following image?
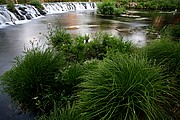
[144,39,180,118]
[0,47,64,113]
[39,102,79,120]
[145,39,180,80]
[77,53,176,120]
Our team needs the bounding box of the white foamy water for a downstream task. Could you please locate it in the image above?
[0,2,97,28]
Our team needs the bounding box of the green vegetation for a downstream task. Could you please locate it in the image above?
[0,0,6,4]
[77,53,176,120]
[29,0,46,15]
[145,39,180,82]
[48,25,135,63]
[97,0,126,16]
[1,23,180,119]
[134,0,180,10]
[40,102,79,120]
[162,25,180,41]
[97,0,180,16]
[6,1,16,13]
[29,0,44,10]
[0,47,65,113]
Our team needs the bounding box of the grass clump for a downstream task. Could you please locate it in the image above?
[145,39,180,80]
[77,53,175,120]
[40,102,80,120]
[143,35,180,119]
[0,47,65,113]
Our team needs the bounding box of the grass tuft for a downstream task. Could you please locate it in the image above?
[77,53,176,120]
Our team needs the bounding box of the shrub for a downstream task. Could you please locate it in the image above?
[84,32,135,60]
[47,24,72,52]
[29,0,44,10]
[84,38,105,60]
[67,35,87,63]
[97,0,115,15]
[47,26,135,62]
[114,6,126,16]
[6,2,16,13]
[39,59,100,120]
[0,47,65,113]
[77,53,176,120]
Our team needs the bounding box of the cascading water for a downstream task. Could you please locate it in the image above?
[0,2,97,28]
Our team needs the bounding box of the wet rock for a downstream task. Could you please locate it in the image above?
[37,8,46,15]
[26,14,32,20]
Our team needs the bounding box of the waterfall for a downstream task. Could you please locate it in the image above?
[0,2,97,28]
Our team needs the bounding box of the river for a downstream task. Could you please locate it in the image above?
[0,7,179,120]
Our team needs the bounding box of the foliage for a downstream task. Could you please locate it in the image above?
[39,102,80,120]
[84,32,135,60]
[77,53,177,120]
[47,25,135,63]
[134,0,180,10]
[168,24,180,41]
[97,0,115,15]
[0,47,66,113]
[143,38,180,118]
[6,2,16,13]
[0,0,6,4]
[145,39,180,81]
[29,0,44,10]
[48,24,72,52]
[114,6,126,16]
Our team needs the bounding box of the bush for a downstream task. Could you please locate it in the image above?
[0,47,65,113]
[29,0,44,10]
[39,59,100,120]
[77,53,176,120]
[84,32,135,60]
[114,6,126,16]
[47,24,72,52]
[97,0,115,15]
[6,2,16,13]
[47,26,135,62]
